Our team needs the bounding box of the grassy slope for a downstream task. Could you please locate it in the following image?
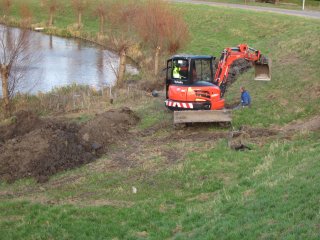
[181,4,320,127]
[0,2,320,240]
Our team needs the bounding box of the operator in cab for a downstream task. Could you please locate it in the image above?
[173,63,181,79]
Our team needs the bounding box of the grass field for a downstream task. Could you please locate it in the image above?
[0,1,320,239]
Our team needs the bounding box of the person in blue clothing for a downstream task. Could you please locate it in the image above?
[240,86,251,107]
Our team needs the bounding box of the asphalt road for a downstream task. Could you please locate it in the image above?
[171,0,320,19]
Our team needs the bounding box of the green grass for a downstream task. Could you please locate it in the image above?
[1,133,319,239]
[0,1,320,239]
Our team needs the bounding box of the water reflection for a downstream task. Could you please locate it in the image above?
[0,25,138,95]
[49,35,53,49]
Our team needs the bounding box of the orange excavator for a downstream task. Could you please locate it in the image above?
[165,44,271,123]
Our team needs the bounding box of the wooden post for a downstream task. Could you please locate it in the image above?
[49,12,54,26]
[78,11,82,29]
[99,15,104,35]
[117,48,126,88]
[154,46,161,76]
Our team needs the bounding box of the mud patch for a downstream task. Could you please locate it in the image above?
[227,116,320,150]
[239,126,279,138]
[282,115,320,133]
[0,108,139,183]
[228,126,279,149]
[161,149,181,164]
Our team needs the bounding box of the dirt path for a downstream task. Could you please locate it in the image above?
[171,0,320,19]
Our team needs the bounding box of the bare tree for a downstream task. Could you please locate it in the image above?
[20,3,33,27]
[94,1,108,38]
[107,0,139,87]
[1,0,12,18]
[0,27,37,117]
[43,0,61,27]
[135,0,189,76]
[71,0,87,30]
[165,12,189,55]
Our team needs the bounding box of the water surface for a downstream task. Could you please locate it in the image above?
[0,25,138,95]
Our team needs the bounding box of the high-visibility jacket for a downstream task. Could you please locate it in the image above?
[173,66,181,79]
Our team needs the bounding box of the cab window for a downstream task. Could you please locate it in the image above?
[172,59,189,81]
[192,59,212,82]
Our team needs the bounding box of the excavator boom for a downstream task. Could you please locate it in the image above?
[215,44,271,96]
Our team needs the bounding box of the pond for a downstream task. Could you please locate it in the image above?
[0,25,138,95]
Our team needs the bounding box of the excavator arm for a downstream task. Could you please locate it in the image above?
[214,44,271,96]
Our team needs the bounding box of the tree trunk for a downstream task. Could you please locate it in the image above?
[1,65,11,118]
[6,27,12,50]
[117,49,126,88]
[77,11,82,29]
[99,16,104,35]
[154,46,161,76]
[49,12,54,26]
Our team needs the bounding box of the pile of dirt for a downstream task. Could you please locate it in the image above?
[0,108,139,183]
[0,122,94,183]
[79,107,140,153]
[0,110,44,143]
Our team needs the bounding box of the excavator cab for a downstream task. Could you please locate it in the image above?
[165,55,227,112]
[165,55,216,99]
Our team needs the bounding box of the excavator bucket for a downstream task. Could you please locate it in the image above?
[254,58,271,81]
[174,110,232,124]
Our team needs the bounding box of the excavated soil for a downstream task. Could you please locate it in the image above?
[214,58,252,88]
[79,107,140,153]
[0,110,44,143]
[0,108,139,183]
